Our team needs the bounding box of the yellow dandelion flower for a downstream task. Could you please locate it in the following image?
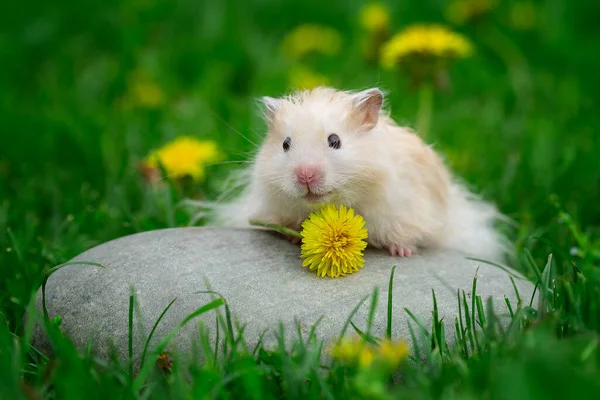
[288,66,330,90]
[330,336,409,368]
[281,24,342,60]
[130,80,165,109]
[300,204,368,278]
[330,336,373,367]
[359,3,391,33]
[143,136,221,181]
[123,70,165,109]
[445,0,497,25]
[381,24,473,69]
[377,338,410,368]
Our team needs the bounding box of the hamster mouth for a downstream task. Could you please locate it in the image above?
[303,190,332,203]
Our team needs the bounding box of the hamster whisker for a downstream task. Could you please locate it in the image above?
[207,108,260,149]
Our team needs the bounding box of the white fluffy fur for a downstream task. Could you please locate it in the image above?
[194,87,510,262]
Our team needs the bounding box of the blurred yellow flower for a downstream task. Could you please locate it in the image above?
[359,3,393,64]
[381,24,473,69]
[300,204,368,278]
[331,336,373,367]
[288,66,330,90]
[445,0,497,25]
[123,71,165,109]
[509,2,537,30]
[130,80,165,109]
[330,336,409,368]
[281,24,342,60]
[377,338,409,367]
[359,3,391,33]
[143,137,221,182]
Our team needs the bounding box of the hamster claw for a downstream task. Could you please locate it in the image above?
[388,245,414,257]
[287,235,302,245]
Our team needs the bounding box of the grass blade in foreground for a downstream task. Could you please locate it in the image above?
[133,298,225,391]
[41,261,105,322]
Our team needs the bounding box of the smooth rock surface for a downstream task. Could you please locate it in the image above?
[32,227,533,365]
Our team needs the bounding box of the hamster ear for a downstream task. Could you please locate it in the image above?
[261,96,281,126]
[350,88,384,131]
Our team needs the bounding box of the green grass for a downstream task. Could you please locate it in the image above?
[1,0,600,398]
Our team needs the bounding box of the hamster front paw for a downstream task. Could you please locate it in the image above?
[287,234,302,245]
[285,222,303,245]
[388,245,416,257]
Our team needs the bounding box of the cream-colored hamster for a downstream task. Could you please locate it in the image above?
[198,87,508,262]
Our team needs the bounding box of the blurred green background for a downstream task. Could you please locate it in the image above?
[1,0,599,329]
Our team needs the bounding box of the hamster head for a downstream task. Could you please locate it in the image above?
[254,87,386,206]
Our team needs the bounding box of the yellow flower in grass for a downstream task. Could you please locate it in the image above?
[123,70,165,109]
[445,0,497,25]
[300,204,368,278]
[359,3,393,64]
[143,137,220,182]
[331,336,374,367]
[130,80,165,109]
[331,335,409,368]
[381,24,473,69]
[281,24,342,60]
[288,66,330,90]
[377,338,410,367]
[359,3,391,33]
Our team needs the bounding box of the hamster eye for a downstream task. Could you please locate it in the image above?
[283,137,291,152]
[328,134,341,149]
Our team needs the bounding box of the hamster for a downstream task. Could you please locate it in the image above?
[196,87,509,262]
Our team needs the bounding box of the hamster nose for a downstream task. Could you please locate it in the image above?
[295,165,323,186]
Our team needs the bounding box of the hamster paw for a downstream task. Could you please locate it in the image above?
[388,245,415,257]
[287,235,302,245]
[285,222,303,245]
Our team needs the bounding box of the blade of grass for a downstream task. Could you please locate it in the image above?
[471,268,479,332]
[195,290,234,346]
[128,292,134,377]
[365,286,379,338]
[524,248,542,282]
[476,295,486,330]
[465,257,529,281]
[306,316,324,344]
[439,321,448,357]
[337,294,369,345]
[461,290,475,355]
[509,275,523,308]
[457,289,468,357]
[407,321,421,362]
[350,322,378,345]
[214,313,220,364]
[140,297,177,367]
[404,307,430,339]
[430,289,449,358]
[42,261,104,321]
[454,316,466,358]
[504,296,515,319]
[295,318,306,353]
[252,329,269,356]
[387,265,398,339]
[538,254,554,317]
[133,298,225,390]
[470,270,481,353]
[485,297,498,343]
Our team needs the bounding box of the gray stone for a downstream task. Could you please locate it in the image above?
[32,227,534,366]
